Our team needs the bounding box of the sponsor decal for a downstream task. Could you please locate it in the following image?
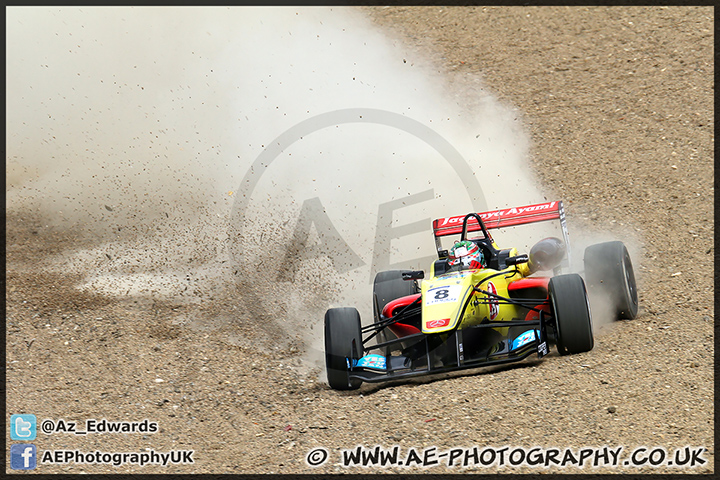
[439,201,557,227]
[426,318,450,329]
[511,330,537,350]
[356,354,387,370]
[487,282,499,320]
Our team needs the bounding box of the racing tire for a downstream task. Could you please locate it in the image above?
[373,270,417,353]
[583,241,639,320]
[373,270,417,321]
[549,274,594,356]
[324,307,363,391]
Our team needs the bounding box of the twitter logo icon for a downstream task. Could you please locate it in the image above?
[11,414,37,440]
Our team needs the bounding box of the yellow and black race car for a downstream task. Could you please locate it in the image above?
[324,200,638,390]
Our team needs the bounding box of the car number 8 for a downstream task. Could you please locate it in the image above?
[425,285,461,306]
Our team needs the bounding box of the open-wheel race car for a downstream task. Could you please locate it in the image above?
[324,200,638,390]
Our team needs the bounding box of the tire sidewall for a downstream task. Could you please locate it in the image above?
[324,307,363,390]
[549,274,594,355]
[584,241,639,320]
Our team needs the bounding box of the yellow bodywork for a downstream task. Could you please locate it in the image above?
[422,247,527,335]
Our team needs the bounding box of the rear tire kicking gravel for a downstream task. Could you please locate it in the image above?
[584,241,639,320]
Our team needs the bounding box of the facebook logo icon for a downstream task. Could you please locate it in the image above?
[10,414,37,440]
[11,444,37,470]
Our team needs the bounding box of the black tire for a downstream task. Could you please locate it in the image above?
[372,270,417,322]
[584,241,639,320]
[324,307,363,390]
[549,274,594,355]
[372,270,417,353]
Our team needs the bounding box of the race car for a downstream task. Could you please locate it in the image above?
[324,200,638,390]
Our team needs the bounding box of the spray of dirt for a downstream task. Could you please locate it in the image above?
[7,7,633,379]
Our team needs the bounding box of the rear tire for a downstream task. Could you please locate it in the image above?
[324,307,363,390]
[373,270,417,321]
[549,274,594,355]
[584,241,639,320]
[372,270,417,353]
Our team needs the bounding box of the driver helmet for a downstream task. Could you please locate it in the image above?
[449,240,486,269]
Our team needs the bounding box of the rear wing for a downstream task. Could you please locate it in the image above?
[432,200,572,268]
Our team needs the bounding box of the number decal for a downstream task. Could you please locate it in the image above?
[425,285,462,306]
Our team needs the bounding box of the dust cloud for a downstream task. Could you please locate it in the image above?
[7,7,627,374]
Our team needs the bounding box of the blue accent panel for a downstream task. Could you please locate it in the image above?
[511,330,538,350]
[356,354,387,371]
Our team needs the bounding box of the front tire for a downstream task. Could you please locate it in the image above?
[549,274,594,355]
[584,241,639,320]
[324,307,363,390]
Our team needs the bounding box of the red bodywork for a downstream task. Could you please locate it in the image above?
[382,294,422,337]
[508,278,552,321]
[507,277,550,292]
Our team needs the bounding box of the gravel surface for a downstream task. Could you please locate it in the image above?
[6,6,713,474]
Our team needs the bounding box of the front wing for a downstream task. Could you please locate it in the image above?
[352,290,552,384]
